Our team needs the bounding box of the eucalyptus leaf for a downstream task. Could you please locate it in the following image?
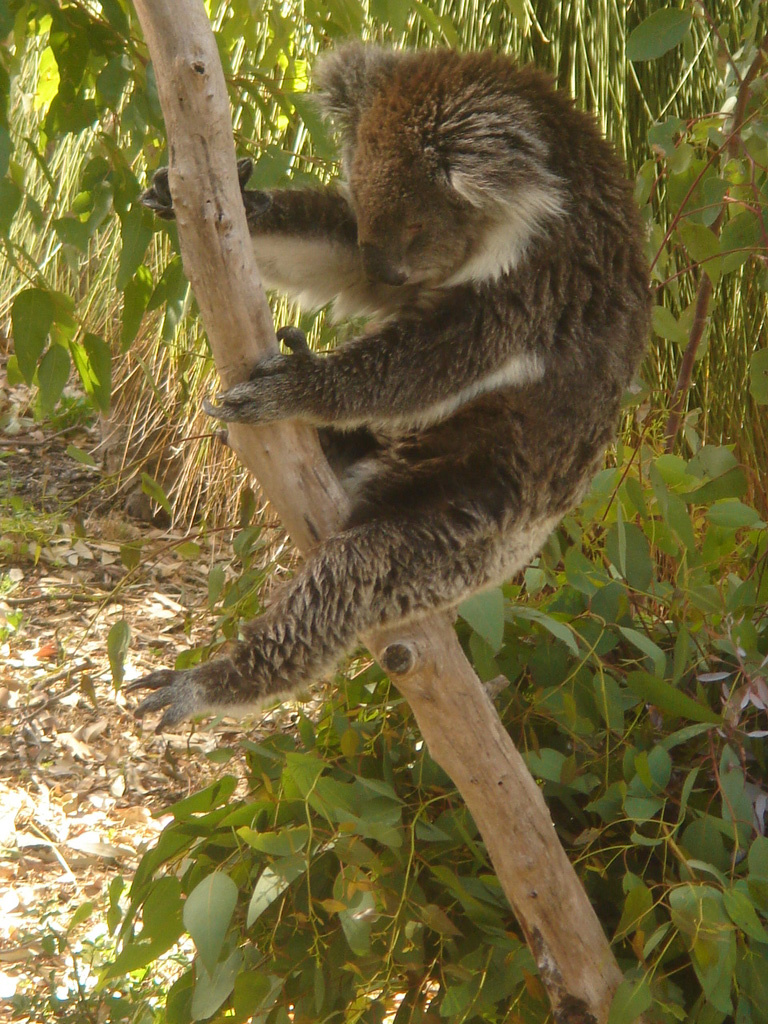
[184,872,238,975]
[627,9,692,61]
[107,620,131,686]
[12,288,55,383]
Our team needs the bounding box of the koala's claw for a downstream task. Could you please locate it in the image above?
[141,157,269,223]
[126,668,203,732]
[236,157,253,186]
[276,325,310,354]
[202,352,304,424]
[140,167,175,220]
[202,388,260,423]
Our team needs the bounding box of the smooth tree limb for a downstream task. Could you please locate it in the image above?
[130,3,632,1019]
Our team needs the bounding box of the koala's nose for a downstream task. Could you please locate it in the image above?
[360,243,409,286]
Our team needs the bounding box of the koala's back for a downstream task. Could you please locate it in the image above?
[338,52,649,530]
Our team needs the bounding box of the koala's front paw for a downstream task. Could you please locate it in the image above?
[238,157,273,224]
[204,351,316,424]
[127,657,245,732]
[140,167,175,220]
[141,158,270,223]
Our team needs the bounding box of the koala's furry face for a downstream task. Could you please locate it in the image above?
[316,45,567,290]
[348,146,476,287]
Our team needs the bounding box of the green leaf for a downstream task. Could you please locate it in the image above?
[606,523,653,591]
[117,207,153,290]
[191,949,242,1022]
[12,287,55,383]
[509,606,579,655]
[706,500,763,529]
[749,836,768,878]
[66,444,97,467]
[141,473,172,515]
[339,890,376,955]
[618,626,665,675]
[677,221,721,284]
[282,751,324,799]
[723,888,768,942]
[627,9,692,61]
[719,745,753,845]
[107,620,131,686]
[83,333,111,412]
[625,671,721,724]
[207,564,225,608]
[121,265,154,350]
[165,971,194,1024]
[680,816,728,872]
[239,825,310,856]
[183,872,238,975]
[0,124,11,178]
[648,116,686,157]
[636,746,672,791]
[607,976,653,1024]
[721,210,761,274]
[458,587,504,653]
[650,466,696,551]
[53,214,91,251]
[247,856,306,927]
[120,542,142,571]
[37,343,71,415]
[651,304,688,344]
[0,177,22,234]
[615,883,653,939]
[166,777,237,819]
[750,348,768,405]
[440,978,480,1018]
[525,748,566,783]
[419,903,463,937]
[683,467,747,504]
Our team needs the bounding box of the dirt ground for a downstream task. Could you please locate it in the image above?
[0,389,303,1020]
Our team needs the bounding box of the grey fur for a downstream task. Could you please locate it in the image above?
[131,45,649,729]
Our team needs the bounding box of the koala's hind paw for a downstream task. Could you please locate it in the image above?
[127,656,245,732]
[126,668,207,732]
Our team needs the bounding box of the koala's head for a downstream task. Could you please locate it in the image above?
[314,44,566,288]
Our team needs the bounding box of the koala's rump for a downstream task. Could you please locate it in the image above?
[344,386,609,533]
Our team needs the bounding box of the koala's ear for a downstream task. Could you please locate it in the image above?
[313,43,397,140]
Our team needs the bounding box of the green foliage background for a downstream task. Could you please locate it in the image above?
[1,1,768,1023]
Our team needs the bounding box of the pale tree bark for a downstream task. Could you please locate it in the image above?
[130,3,637,1020]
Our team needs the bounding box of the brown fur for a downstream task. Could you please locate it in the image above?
[131,44,649,728]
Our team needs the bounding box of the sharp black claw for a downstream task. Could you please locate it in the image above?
[276,326,310,354]
[237,157,254,186]
[140,168,176,220]
[125,669,176,695]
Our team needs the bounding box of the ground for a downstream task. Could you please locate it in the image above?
[0,386,306,1021]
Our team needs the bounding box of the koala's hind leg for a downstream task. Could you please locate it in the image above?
[128,507,508,730]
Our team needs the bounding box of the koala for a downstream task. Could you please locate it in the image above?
[129,44,650,729]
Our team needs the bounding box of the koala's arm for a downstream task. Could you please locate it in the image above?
[142,161,367,310]
[206,300,546,431]
[245,186,369,308]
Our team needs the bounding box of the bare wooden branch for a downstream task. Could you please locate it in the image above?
[130,3,629,1018]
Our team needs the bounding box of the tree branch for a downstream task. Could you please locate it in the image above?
[129,3,629,1019]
